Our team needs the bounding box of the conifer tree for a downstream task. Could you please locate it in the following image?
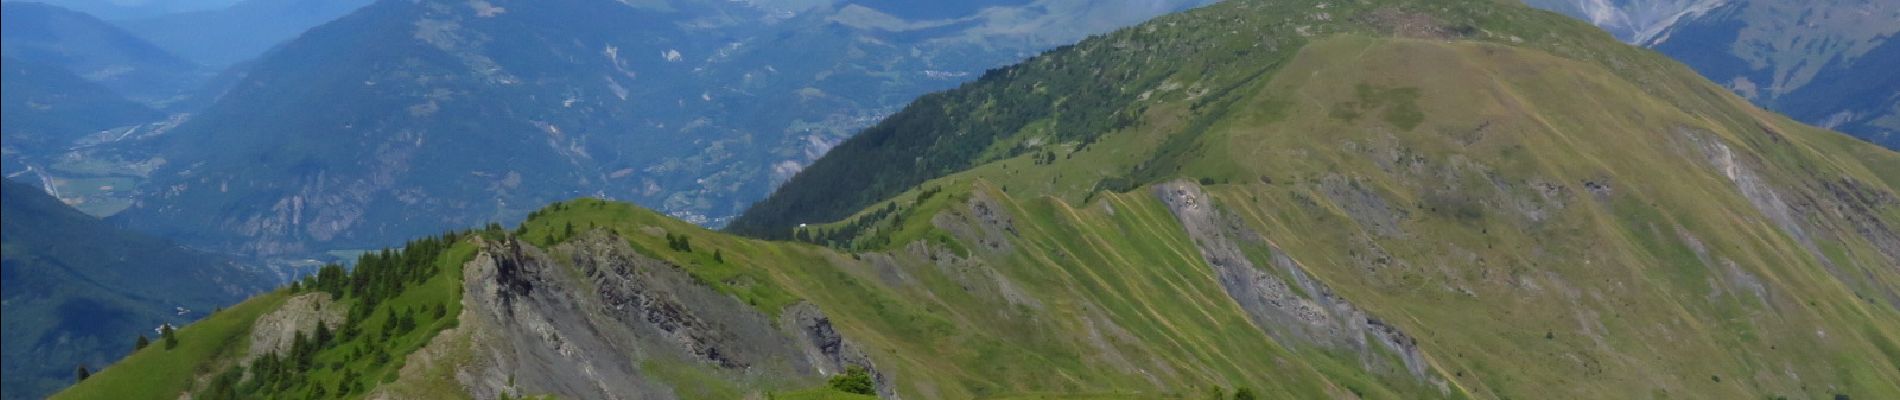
[161,324,179,350]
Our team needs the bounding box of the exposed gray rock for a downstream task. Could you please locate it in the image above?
[928,194,1046,312]
[1675,125,1900,307]
[932,190,1017,254]
[780,302,900,399]
[1156,180,1440,385]
[1157,182,1332,340]
[458,236,679,400]
[1317,174,1410,238]
[1677,128,1815,252]
[453,232,835,399]
[1581,178,1614,200]
[1818,177,1900,265]
[246,292,347,363]
[858,252,916,288]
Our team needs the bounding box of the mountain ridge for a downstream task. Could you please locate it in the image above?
[108,0,1217,258]
[56,0,1900,399]
[1523,0,1900,150]
[113,0,376,67]
[0,1,208,106]
[0,55,162,158]
[1,179,278,400]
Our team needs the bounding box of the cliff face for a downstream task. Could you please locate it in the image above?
[1156,181,1436,383]
[440,233,882,399]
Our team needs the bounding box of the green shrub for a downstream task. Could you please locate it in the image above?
[161,325,178,350]
[827,366,875,395]
[1233,387,1257,400]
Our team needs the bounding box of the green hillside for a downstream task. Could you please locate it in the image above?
[1,179,277,400]
[59,0,1900,399]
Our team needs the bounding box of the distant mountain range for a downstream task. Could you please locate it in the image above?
[0,1,208,106]
[1525,0,1899,149]
[0,55,161,157]
[6,0,240,20]
[1,178,278,400]
[0,2,191,217]
[1520,0,1728,42]
[114,0,375,67]
[107,0,1217,257]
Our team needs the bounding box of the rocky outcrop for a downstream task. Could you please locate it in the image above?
[1818,177,1900,265]
[1677,128,1816,253]
[1156,180,1440,384]
[1317,174,1410,238]
[928,192,1048,313]
[780,302,899,399]
[246,292,348,362]
[452,232,870,399]
[932,190,1018,254]
[457,236,678,400]
[1676,127,1900,305]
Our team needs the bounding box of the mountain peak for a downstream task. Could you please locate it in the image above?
[730,0,1681,236]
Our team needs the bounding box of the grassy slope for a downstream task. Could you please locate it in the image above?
[0,178,275,400]
[1185,36,1900,398]
[513,197,1446,399]
[738,2,1900,396]
[729,0,1689,237]
[56,240,477,400]
[53,292,288,399]
[58,0,1900,399]
[296,242,473,398]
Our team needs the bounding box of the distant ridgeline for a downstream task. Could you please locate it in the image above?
[1,179,275,400]
[62,0,1900,399]
[105,0,1216,259]
[1521,0,1900,150]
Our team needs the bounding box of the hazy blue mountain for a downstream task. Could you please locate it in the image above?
[1644,0,1898,149]
[115,0,376,67]
[1523,0,1899,149]
[3,0,239,20]
[0,55,161,157]
[111,0,1215,257]
[1518,0,1726,42]
[0,178,276,400]
[0,2,207,106]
